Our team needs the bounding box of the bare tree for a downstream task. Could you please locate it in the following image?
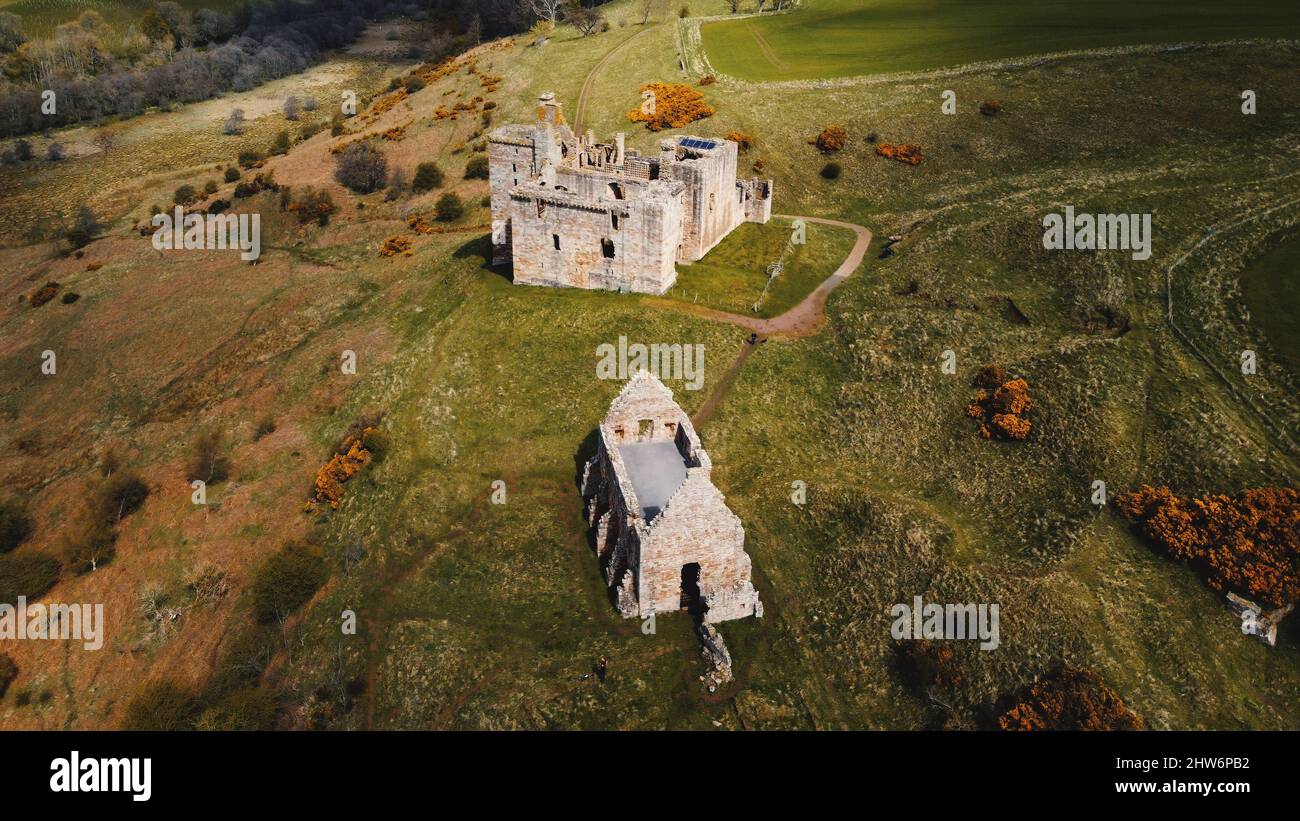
[726,0,741,13]
[566,6,605,36]
[283,95,300,121]
[638,0,655,24]
[529,0,566,24]
[93,128,116,154]
[222,108,245,135]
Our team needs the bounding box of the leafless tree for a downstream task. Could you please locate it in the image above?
[529,0,566,24]
[222,108,245,136]
[566,6,605,36]
[93,128,116,154]
[638,0,655,24]
[283,95,300,121]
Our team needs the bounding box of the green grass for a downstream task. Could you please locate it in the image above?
[702,0,1300,81]
[6,3,1300,730]
[1240,232,1300,381]
[668,218,856,317]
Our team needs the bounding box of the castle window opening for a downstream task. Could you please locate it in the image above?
[553,234,561,250]
[602,238,616,259]
[637,419,653,440]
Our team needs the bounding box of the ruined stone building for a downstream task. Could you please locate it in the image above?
[488,92,773,294]
[581,371,763,624]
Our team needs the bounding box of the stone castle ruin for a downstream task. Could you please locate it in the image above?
[581,371,763,625]
[489,92,773,294]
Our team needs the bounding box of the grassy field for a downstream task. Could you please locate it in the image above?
[1240,233,1300,382]
[669,218,857,317]
[702,0,1300,80]
[2,1,1299,730]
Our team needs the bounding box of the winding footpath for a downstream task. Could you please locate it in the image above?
[678,216,873,426]
[568,27,874,421]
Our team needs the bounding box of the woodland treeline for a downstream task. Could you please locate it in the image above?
[0,0,534,138]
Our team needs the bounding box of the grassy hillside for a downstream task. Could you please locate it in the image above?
[1240,233,1300,382]
[702,0,1300,80]
[1,2,1298,730]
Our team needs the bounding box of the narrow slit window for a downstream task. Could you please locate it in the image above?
[553,234,561,250]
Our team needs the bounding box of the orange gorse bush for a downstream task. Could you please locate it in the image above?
[304,429,378,512]
[379,235,413,257]
[1115,485,1300,608]
[876,142,923,165]
[628,82,715,131]
[966,369,1033,441]
[998,668,1144,731]
[814,125,847,152]
[725,131,755,152]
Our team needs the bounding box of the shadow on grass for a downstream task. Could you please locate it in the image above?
[453,233,512,283]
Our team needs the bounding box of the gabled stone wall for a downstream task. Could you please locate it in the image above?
[581,372,762,625]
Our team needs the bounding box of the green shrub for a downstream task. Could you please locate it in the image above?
[122,681,196,730]
[238,150,262,169]
[251,541,329,623]
[173,184,197,205]
[411,161,444,192]
[195,686,278,730]
[95,472,149,524]
[204,180,219,195]
[0,500,33,554]
[270,130,291,156]
[464,154,489,180]
[0,652,16,698]
[435,192,464,222]
[404,76,424,93]
[300,122,323,140]
[0,552,61,602]
[223,167,240,183]
[820,161,842,180]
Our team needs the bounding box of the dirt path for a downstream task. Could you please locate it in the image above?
[651,215,872,339]
[573,25,659,134]
[678,215,872,427]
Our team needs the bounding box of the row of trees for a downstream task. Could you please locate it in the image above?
[0,0,539,138]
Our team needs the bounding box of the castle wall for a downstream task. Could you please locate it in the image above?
[668,140,744,262]
[488,131,537,265]
[488,94,773,293]
[635,471,751,616]
[507,188,681,294]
